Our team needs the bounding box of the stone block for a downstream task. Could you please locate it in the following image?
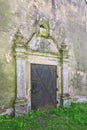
[15,99,28,116]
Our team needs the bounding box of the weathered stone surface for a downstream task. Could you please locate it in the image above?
[15,99,28,116]
[0,0,87,115]
[73,96,87,103]
[0,107,14,116]
[28,35,58,54]
[16,59,26,99]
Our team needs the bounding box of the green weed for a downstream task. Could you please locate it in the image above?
[0,103,87,130]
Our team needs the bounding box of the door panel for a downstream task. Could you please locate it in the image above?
[31,64,57,109]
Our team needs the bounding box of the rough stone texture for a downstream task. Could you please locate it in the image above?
[63,61,69,94]
[16,59,26,99]
[0,107,14,116]
[0,0,87,114]
[15,99,28,116]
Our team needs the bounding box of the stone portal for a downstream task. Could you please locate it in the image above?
[14,20,71,116]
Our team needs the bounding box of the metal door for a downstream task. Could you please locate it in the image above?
[31,64,57,110]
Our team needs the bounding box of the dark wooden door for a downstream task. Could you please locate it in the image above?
[31,64,57,110]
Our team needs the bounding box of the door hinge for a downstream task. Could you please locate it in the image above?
[56,88,58,91]
[56,75,58,78]
[56,100,58,104]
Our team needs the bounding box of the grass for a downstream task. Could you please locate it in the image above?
[0,103,87,130]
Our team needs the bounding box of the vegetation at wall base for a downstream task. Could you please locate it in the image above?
[0,103,87,130]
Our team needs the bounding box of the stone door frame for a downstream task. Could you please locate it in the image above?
[15,47,60,116]
[27,52,59,109]
[14,29,71,116]
[15,47,71,116]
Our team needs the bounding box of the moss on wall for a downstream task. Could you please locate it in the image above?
[0,0,17,108]
[0,56,16,108]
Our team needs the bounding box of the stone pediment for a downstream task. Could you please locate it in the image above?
[27,20,59,54]
[14,20,59,55]
[28,34,59,54]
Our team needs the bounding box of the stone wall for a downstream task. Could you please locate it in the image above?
[0,0,87,114]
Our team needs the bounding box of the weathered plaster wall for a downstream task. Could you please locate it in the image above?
[0,0,17,111]
[0,0,87,113]
[63,0,87,97]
